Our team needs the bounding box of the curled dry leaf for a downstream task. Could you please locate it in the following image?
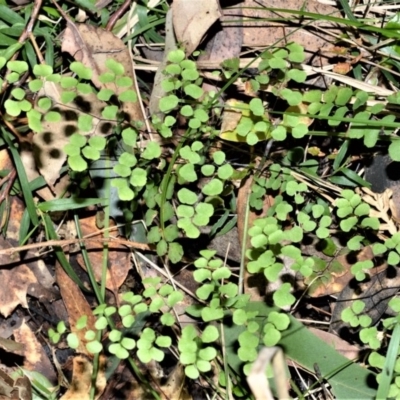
[247,347,289,400]
[171,0,222,55]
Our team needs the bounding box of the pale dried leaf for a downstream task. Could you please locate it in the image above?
[13,320,57,382]
[199,4,242,63]
[242,0,341,58]
[221,99,245,132]
[60,355,92,400]
[247,347,289,400]
[171,0,222,55]
[116,0,162,39]
[60,355,106,400]
[160,365,192,400]
[0,261,37,317]
[33,82,110,187]
[358,187,398,234]
[61,23,143,122]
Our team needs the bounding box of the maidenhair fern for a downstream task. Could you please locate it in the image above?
[6,44,398,396]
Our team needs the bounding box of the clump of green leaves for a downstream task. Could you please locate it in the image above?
[178,324,219,379]
[31,42,400,397]
[48,320,67,345]
[187,250,247,322]
[341,300,372,330]
[49,278,183,362]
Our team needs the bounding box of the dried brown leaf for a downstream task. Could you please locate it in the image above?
[12,375,32,400]
[308,246,379,297]
[0,370,15,398]
[75,216,131,291]
[55,264,96,355]
[0,258,37,317]
[160,365,192,400]
[333,62,353,75]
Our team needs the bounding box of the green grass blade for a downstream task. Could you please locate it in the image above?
[333,140,350,171]
[0,42,22,60]
[339,167,372,187]
[18,208,32,246]
[0,5,24,25]
[246,6,400,39]
[224,302,377,399]
[377,323,400,399]
[2,128,39,227]
[337,0,358,22]
[73,214,103,304]
[38,197,108,213]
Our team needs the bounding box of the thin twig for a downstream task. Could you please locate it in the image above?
[20,0,43,42]
[0,237,152,256]
[106,0,131,31]
[0,168,17,206]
